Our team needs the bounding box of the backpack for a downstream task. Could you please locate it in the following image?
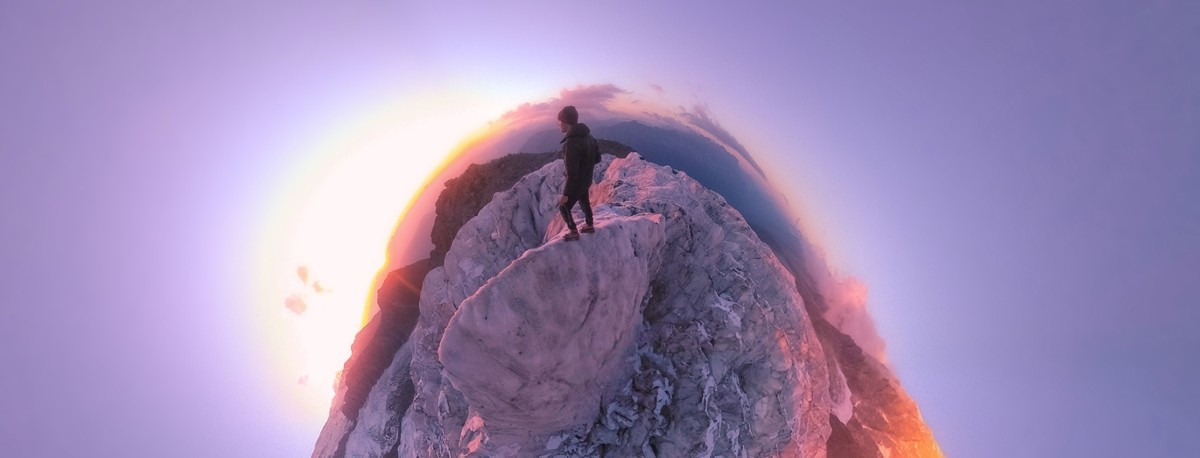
[590,137,602,165]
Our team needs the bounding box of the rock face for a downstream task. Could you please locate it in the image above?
[314,152,941,457]
[440,213,665,441]
[812,315,942,458]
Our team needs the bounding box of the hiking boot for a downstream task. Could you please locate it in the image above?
[580,224,595,234]
[564,231,580,241]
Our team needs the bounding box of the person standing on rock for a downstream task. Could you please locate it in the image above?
[557,105,600,241]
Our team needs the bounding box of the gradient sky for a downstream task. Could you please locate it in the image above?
[2,1,1198,457]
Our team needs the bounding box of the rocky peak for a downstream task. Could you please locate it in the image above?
[314,152,941,457]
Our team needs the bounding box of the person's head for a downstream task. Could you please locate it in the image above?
[557,105,578,133]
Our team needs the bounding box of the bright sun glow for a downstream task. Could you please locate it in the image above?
[258,87,525,423]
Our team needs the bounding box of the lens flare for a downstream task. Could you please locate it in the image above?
[251,87,519,424]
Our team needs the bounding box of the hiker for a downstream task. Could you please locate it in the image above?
[557,105,600,241]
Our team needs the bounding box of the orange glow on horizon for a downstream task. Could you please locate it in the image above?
[358,119,511,327]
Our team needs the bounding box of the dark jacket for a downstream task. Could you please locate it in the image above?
[561,123,600,198]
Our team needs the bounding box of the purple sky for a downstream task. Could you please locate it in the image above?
[2,1,1198,457]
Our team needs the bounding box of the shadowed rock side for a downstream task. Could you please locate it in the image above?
[430,152,557,266]
[342,260,430,417]
[312,260,427,458]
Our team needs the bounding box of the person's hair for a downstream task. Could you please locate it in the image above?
[557,106,579,125]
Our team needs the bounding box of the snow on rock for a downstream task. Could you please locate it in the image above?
[319,154,837,457]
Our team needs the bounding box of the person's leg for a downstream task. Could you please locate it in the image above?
[558,195,579,233]
[579,188,594,228]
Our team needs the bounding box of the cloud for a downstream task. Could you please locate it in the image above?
[799,243,888,361]
[822,276,887,361]
[284,264,332,315]
[488,84,747,140]
[494,84,629,128]
[559,84,627,105]
[639,110,688,130]
[680,104,768,179]
[285,294,308,315]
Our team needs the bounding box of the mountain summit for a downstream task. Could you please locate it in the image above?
[313,152,941,457]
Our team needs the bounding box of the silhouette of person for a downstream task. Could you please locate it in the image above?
[557,105,600,241]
